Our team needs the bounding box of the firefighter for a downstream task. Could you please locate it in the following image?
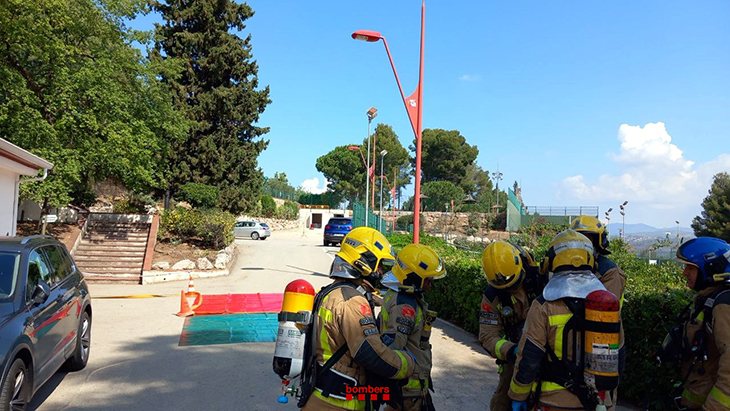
[570,215,627,395]
[509,229,616,411]
[478,241,545,411]
[656,237,730,410]
[379,244,447,411]
[298,227,416,411]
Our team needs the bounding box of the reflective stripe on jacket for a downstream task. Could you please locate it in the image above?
[380,289,432,397]
[478,286,530,361]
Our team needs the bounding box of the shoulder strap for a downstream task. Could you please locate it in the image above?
[701,286,730,327]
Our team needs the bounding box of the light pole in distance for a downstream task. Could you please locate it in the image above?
[348,144,370,226]
[366,107,377,226]
[619,201,628,240]
[351,0,425,243]
[379,149,388,233]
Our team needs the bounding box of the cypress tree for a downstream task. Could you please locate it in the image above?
[152,0,271,213]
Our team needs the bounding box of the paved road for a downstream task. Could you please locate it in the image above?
[30,228,637,410]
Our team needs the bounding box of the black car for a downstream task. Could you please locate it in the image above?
[0,235,92,410]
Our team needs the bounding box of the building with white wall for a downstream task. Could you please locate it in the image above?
[0,138,53,236]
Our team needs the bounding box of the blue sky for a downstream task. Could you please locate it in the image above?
[130,1,729,229]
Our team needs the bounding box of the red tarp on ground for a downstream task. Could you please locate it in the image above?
[194,293,283,315]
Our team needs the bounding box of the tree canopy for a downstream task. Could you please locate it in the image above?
[412,128,479,187]
[421,181,464,212]
[152,0,271,214]
[368,124,411,206]
[315,145,364,205]
[692,172,730,241]
[0,0,186,207]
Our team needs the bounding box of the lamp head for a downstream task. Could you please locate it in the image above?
[380,149,388,156]
[367,107,378,120]
[352,30,383,42]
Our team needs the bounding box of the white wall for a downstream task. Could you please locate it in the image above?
[0,170,17,236]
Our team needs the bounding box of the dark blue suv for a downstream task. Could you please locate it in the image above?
[323,217,353,246]
[0,235,92,410]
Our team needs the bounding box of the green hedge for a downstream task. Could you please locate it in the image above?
[388,233,693,410]
[159,207,236,249]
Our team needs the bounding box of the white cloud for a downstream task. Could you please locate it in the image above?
[459,74,482,82]
[560,122,730,225]
[300,177,328,194]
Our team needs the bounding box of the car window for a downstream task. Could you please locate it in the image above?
[260,223,269,228]
[0,252,20,299]
[43,245,73,285]
[235,222,244,228]
[328,218,351,226]
[27,249,53,300]
[247,222,255,227]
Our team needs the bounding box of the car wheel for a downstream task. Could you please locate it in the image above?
[323,240,328,246]
[0,358,32,411]
[65,310,91,371]
[260,236,267,240]
[251,232,260,240]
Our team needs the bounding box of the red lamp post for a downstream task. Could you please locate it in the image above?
[351,0,425,244]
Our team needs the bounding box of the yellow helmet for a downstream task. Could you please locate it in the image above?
[392,244,447,292]
[541,229,595,274]
[481,241,524,289]
[332,227,395,279]
[570,215,610,255]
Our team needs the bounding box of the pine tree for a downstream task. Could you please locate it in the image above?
[692,172,730,241]
[152,0,271,213]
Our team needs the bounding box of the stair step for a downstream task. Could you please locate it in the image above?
[83,234,149,241]
[80,266,142,273]
[74,250,146,257]
[83,273,141,284]
[76,260,143,268]
[79,240,147,247]
[74,254,144,261]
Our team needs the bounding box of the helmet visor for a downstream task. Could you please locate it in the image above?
[379,258,396,275]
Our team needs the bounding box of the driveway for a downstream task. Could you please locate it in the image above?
[29,228,637,410]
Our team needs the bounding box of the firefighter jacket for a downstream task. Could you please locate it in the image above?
[508,296,616,411]
[479,286,531,363]
[304,278,416,411]
[596,255,627,376]
[680,284,730,410]
[380,289,434,397]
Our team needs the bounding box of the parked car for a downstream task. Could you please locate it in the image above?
[0,235,92,410]
[323,217,353,246]
[234,221,271,240]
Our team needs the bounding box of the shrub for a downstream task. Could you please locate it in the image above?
[395,213,424,231]
[112,197,146,213]
[389,232,692,410]
[178,183,219,209]
[261,194,276,217]
[276,201,300,220]
[159,208,235,249]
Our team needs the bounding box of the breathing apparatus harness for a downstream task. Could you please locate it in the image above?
[488,262,546,346]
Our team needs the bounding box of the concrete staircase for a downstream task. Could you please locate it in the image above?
[73,214,154,284]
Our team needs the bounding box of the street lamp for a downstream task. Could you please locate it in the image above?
[619,201,628,240]
[491,166,503,226]
[367,107,378,227]
[605,207,613,227]
[379,149,388,233]
[352,0,425,243]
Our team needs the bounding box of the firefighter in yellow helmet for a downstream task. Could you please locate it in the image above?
[509,229,615,411]
[570,215,627,403]
[379,244,447,411]
[298,227,416,411]
[479,241,546,411]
